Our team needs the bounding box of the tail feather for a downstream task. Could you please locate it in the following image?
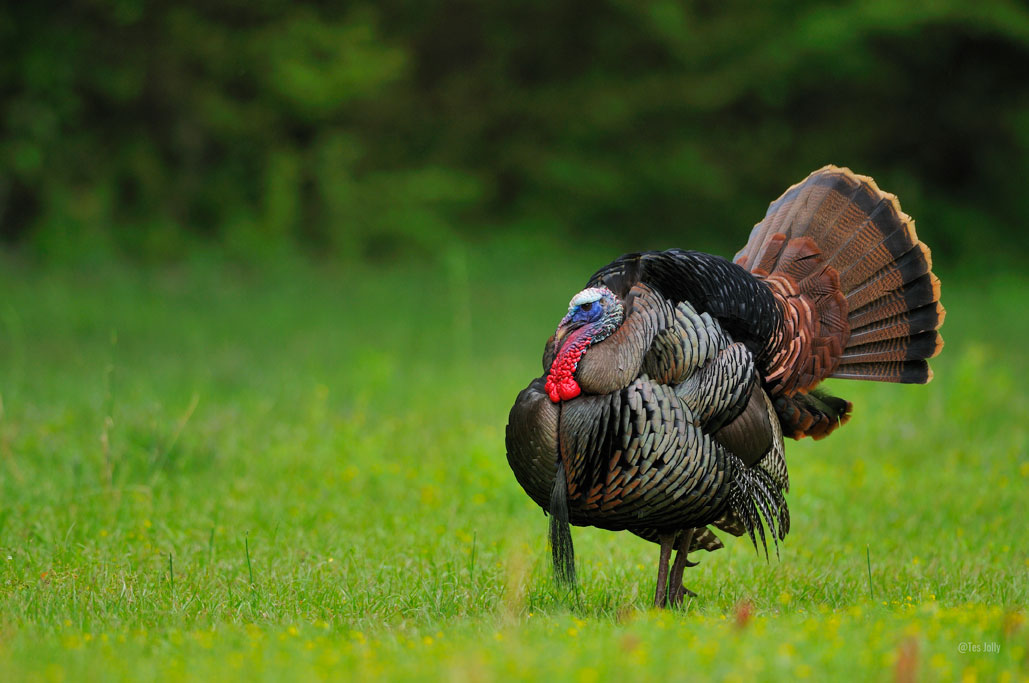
[735,165,944,437]
[823,198,898,272]
[738,171,865,269]
[844,243,934,310]
[831,360,932,384]
[827,199,920,290]
[839,330,943,364]
[847,303,945,347]
[848,276,942,329]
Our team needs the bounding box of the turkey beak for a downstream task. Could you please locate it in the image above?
[554,320,583,351]
[554,326,568,348]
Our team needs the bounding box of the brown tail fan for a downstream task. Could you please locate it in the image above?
[735,165,945,437]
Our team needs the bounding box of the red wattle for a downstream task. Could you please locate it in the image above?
[545,328,591,403]
[545,375,581,402]
[558,379,581,401]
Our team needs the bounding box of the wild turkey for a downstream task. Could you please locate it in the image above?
[505,166,945,607]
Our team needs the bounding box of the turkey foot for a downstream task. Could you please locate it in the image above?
[653,533,675,608]
[668,528,698,606]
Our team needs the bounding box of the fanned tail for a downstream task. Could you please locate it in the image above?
[734,166,945,437]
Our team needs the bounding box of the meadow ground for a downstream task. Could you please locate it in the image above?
[0,239,1026,681]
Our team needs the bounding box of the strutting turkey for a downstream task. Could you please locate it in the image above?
[505,166,945,607]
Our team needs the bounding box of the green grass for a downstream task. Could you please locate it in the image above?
[0,240,1027,681]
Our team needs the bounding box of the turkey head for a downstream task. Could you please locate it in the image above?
[543,283,668,402]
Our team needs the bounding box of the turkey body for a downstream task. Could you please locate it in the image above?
[505,166,945,606]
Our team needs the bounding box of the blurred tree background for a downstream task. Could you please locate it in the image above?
[2,0,1028,264]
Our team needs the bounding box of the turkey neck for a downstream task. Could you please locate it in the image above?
[574,284,670,395]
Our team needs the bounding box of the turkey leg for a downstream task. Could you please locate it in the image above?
[653,533,675,608]
[668,528,699,606]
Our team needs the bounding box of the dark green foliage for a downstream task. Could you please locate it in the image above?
[2,1,1027,262]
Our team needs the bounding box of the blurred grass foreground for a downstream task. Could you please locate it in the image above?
[1,1,1029,681]
[0,247,1026,680]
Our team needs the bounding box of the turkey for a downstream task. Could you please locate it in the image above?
[505,166,945,607]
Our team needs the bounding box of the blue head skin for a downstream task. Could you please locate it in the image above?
[554,287,623,347]
[546,286,624,402]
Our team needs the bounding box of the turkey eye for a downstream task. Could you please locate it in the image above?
[580,302,594,312]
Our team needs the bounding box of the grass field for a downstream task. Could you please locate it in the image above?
[0,239,1026,681]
